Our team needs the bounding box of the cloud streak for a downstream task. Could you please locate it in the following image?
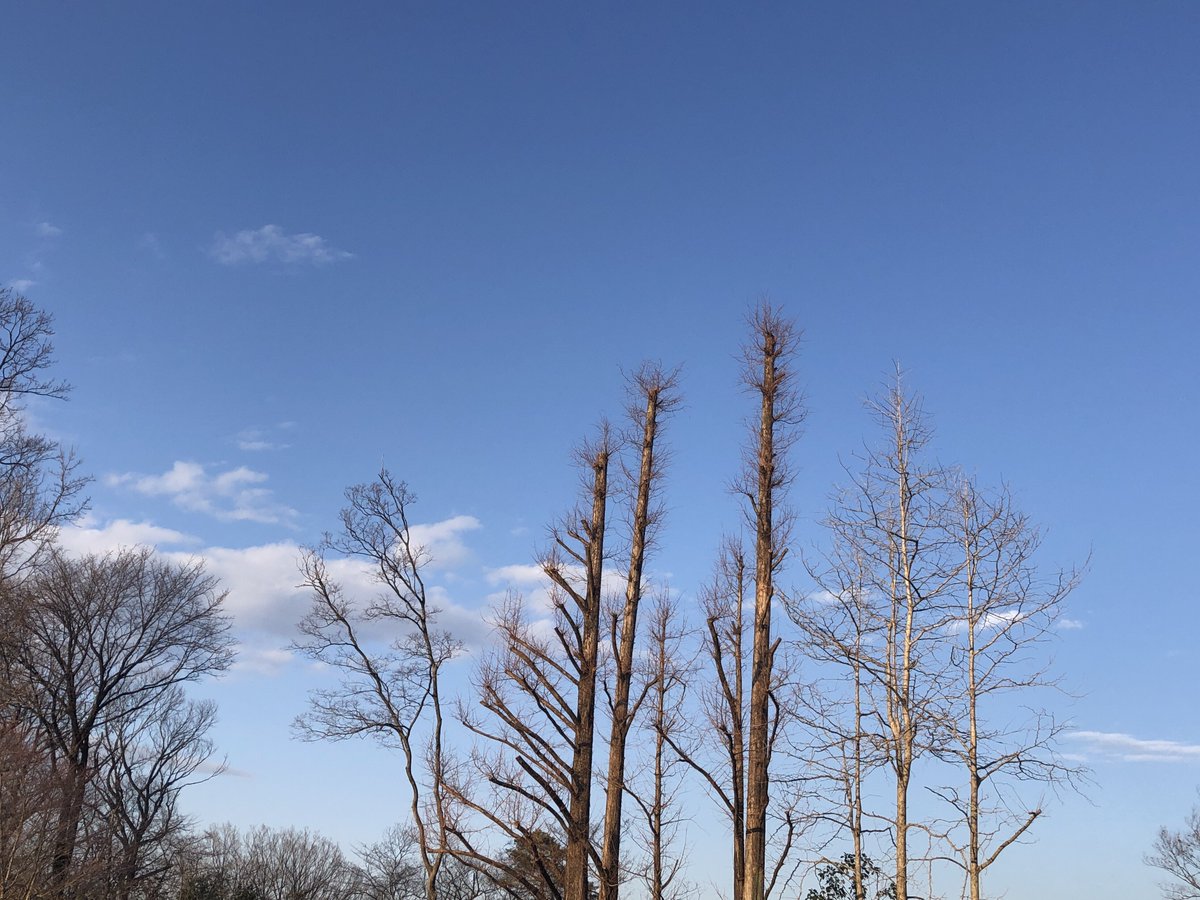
[209,225,352,266]
[1067,730,1200,763]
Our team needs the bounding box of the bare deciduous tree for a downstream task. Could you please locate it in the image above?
[0,718,63,898]
[453,429,613,900]
[0,288,87,585]
[96,687,223,900]
[180,823,363,900]
[669,540,801,900]
[624,596,692,900]
[1148,795,1200,900]
[804,375,960,900]
[598,366,679,900]
[293,470,463,900]
[790,544,892,900]
[932,478,1083,900]
[739,305,803,900]
[0,547,233,894]
[670,540,750,900]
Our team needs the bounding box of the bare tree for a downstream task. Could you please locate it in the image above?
[806,375,960,900]
[739,305,803,900]
[453,429,612,900]
[790,544,892,900]
[0,717,63,898]
[598,366,679,900]
[96,687,223,900]
[624,596,692,900]
[356,824,425,900]
[673,540,749,900]
[1149,794,1200,900]
[932,478,1083,900]
[0,547,233,894]
[293,470,463,900]
[180,823,363,900]
[241,825,361,900]
[668,540,800,900]
[0,288,87,585]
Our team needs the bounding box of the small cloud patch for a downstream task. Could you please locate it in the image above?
[209,224,352,266]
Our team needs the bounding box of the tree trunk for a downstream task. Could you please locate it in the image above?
[600,378,667,900]
[744,319,784,900]
[564,448,609,900]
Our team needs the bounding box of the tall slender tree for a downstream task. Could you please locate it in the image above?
[454,429,612,900]
[739,306,803,900]
[625,596,692,900]
[809,375,960,900]
[293,470,463,900]
[598,366,679,900]
[933,478,1082,900]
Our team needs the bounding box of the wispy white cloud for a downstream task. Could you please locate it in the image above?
[34,221,63,238]
[1067,731,1200,763]
[486,563,547,588]
[209,224,352,266]
[106,461,298,525]
[235,426,290,452]
[1059,618,1085,630]
[57,515,199,556]
[8,279,36,293]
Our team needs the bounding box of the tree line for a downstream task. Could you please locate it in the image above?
[290,306,1086,900]
[0,288,1123,899]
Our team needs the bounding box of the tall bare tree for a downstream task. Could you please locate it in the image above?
[624,596,692,900]
[806,375,960,900]
[739,305,803,900]
[671,540,749,900]
[293,470,463,900]
[667,539,800,900]
[0,547,233,895]
[932,478,1082,900]
[454,429,612,900]
[790,544,891,900]
[598,366,679,900]
[658,307,803,900]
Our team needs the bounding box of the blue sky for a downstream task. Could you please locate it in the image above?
[3,2,1199,896]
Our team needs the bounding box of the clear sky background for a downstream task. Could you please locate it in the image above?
[2,2,1198,897]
